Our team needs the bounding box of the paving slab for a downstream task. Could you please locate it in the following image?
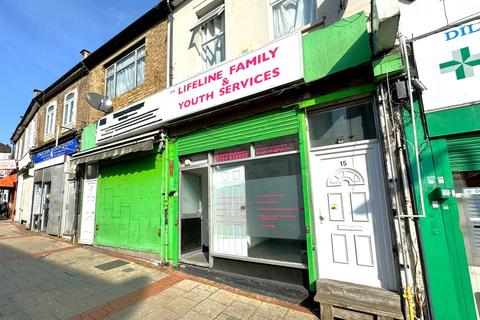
[0,223,319,320]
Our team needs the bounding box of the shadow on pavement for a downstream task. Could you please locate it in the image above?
[0,223,158,320]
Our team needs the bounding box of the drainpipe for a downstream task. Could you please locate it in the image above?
[379,84,416,320]
[400,35,426,219]
[167,0,174,87]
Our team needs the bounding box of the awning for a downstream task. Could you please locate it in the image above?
[0,175,17,189]
[190,4,225,31]
[70,131,162,165]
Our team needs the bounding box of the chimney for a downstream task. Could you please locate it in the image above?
[33,89,43,97]
[80,49,91,60]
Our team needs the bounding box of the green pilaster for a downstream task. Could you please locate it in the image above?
[297,109,318,291]
[160,140,169,260]
[402,100,477,319]
[167,138,180,265]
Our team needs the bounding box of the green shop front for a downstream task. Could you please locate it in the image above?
[166,12,400,297]
[71,105,175,261]
[402,19,480,319]
[72,12,402,302]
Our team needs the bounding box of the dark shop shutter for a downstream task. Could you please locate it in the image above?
[177,108,299,156]
[447,133,480,172]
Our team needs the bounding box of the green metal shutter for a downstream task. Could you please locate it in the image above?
[447,133,480,172]
[177,108,299,155]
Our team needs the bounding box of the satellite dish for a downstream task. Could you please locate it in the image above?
[86,92,113,113]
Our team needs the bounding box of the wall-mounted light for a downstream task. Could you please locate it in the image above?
[412,78,427,91]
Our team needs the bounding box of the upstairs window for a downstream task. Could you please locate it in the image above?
[192,5,225,69]
[272,0,317,39]
[106,45,145,99]
[63,89,77,126]
[44,102,56,135]
[28,118,36,150]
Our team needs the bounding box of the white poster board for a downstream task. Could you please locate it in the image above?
[414,19,480,112]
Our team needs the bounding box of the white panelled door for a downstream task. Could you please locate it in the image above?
[311,141,396,289]
[79,179,98,245]
[212,165,247,257]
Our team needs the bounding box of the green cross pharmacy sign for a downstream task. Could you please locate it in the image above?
[439,47,480,80]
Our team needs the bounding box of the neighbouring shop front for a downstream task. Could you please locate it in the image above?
[401,18,480,319]
[31,137,78,236]
[71,123,173,260]
[168,15,400,294]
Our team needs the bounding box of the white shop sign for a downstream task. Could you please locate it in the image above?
[414,19,480,112]
[0,160,16,170]
[161,32,303,122]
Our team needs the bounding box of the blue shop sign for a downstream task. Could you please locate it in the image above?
[34,138,78,164]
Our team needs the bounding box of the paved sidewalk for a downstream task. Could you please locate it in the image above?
[0,222,318,320]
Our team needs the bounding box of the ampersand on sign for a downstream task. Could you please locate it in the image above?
[222,78,229,86]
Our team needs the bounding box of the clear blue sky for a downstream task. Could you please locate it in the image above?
[0,0,160,145]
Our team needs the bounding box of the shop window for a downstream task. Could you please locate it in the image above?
[86,163,98,180]
[192,4,225,70]
[213,144,250,163]
[254,136,298,156]
[454,171,480,265]
[308,101,377,148]
[105,45,145,99]
[212,153,306,265]
[272,0,317,39]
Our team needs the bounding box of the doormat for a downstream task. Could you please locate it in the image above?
[95,259,129,271]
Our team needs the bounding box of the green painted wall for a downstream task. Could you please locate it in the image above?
[402,100,477,319]
[95,148,164,253]
[372,51,403,79]
[302,12,371,83]
[298,84,375,109]
[426,103,480,137]
[166,139,180,265]
[80,123,97,151]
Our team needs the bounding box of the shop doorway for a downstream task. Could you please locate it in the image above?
[180,167,209,267]
[307,101,396,290]
[79,164,98,245]
[32,182,50,232]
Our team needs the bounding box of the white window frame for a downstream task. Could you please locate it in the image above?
[105,45,145,99]
[193,5,225,70]
[28,116,36,150]
[62,88,77,127]
[22,128,29,156]
[268,0,317,40]
[44,101,57,136]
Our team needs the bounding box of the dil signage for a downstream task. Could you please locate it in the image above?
[414,19,480,112]
[161,32,303,122]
